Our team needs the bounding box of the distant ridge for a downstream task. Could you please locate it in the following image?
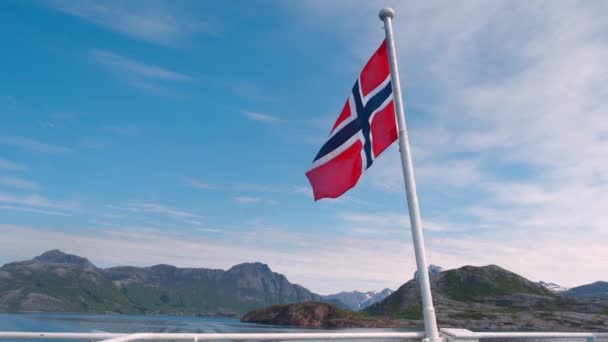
[323,288,393,311]
[0,250,322,315]
[564,281,608,299]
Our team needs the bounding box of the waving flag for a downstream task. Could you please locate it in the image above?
[306,40,397,200]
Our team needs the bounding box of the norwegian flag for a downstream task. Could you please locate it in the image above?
[306,40,398,200]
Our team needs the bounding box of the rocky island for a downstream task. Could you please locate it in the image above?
[242,301,416,328]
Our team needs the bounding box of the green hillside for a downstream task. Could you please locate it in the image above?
[0,250,322,315]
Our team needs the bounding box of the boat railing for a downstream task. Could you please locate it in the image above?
[0,329,607,342]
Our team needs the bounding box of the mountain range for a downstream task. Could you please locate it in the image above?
[0,250,323,315]
[0,250,395,315]
[2,249,607,330]
[245,264,608,331]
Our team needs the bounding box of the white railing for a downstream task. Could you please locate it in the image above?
[441,328,608,341]
[0,332,424,341]
[0,330,607,342]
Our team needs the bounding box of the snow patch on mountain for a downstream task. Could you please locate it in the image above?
[537,281,569,293]
[323,288,394,311]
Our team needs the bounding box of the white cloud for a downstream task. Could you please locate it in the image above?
[92,50,191,81]
[197,227,221,233]
[184,178,216,190]
[339,212,409,227]
[0,205,69,217]
[109,202,203,219]
[422,220,456,233]
[185,180,312,198]
[338,212,462,234]
[361,147,484,196]
[292,185,314,197]
[233,183,280,193]
[97,212,124,220]
[234,196,278,205]
[46,0,211,45]
[90,49,194,95]
[232,183,360,203]
[233,183,307,195]
[243,111,284,123]
[184,219,203,226]
[0,192,75,211]
[0,192,78,217]
[234,196,262,204]
[0,136,71,153]
[0,157,25,171]
[0,176,40,190]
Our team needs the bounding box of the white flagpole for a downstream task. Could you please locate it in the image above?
[379,8,442,342]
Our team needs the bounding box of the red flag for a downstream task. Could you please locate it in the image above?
[306,40,397,200]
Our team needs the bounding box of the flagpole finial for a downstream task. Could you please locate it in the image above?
[379,7,395,20]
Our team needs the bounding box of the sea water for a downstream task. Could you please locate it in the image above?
[1,314,599,342]
[0,313,405,341]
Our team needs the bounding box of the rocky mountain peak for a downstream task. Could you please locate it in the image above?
[413,264,444,280]
[147,264,178,272]
[34,250,94,268]
[431,264,554,302]
[377,288,393,296]
[227,262,272,274]
[537,281,569,293]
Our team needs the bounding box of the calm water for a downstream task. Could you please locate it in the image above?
[0,313,406,340]
[0,314,600,342]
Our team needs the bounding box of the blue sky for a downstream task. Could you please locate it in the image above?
[1,0,607,294]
